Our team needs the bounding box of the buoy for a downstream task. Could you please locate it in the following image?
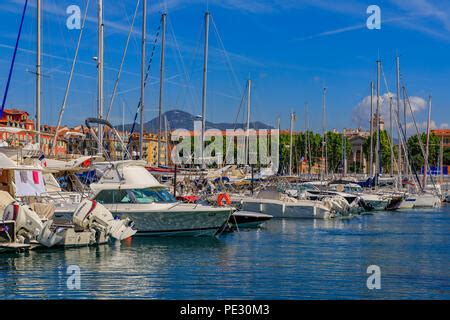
[217,193,231,207]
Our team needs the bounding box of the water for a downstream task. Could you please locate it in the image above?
[1,206,449,299]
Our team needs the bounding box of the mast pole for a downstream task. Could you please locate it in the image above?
[157,13,166,166]
[375,60,381,187]
[246,79,251,164]
[201,12,210,168]
[390,96,394,177]
[369,81,374,177]
[97,0,104,155]
[289,112,294,176]
[396,55,402,182]
[321,87,327,179]
[440,135,444,186]
[304,102,308,175]
[423,95,432,187]
[139,0,147,160]
[402,86,410,177]
[36,0,41,149]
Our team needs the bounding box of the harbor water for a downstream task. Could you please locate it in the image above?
[1,206,449,299]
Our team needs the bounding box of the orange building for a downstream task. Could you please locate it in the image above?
[431,129,450,148]
[0,108,67,157]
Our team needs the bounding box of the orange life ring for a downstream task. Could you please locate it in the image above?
[217,193,231,207]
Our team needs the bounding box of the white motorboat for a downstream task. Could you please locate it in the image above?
[240,189,335,219]
[398,195,416,209]
[90,160,233,237]
[228,211,273,229]
[328,183,390,211]
[412,192,441,208]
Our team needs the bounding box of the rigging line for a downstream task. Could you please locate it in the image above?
[106,0,140,121]
[183,17,204,113]
[232,82,247,131]
[394,100,421,192]
[392,98,416,191]
[404,88,438,192]
[51,0,90,155]
[210,15,242,96]
[380,63,399,169]
[127,21,162,149]
[167,15,199,111]
[1,0,28,118]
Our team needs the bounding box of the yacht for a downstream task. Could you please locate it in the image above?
[328,183,391,211]
[89,160,233,236]
[240,188,336,219]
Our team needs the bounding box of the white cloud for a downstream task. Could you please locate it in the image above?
[352,93,427,129]
[351,93,449,135]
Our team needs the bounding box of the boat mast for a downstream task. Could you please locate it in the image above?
[395,55,402,182]
[139,0,147,160]
[369,81,374,176]
[201,12,210,168]
[439,135,444,186]
[423,95,432,187]
[375,60,381,187]
[246,79,251,165]
[402,86,410,177]
[157,13,166,166]
[289,111,295,176]
[389,96,394,177]
[97,0,104,155]
[36,0,41,149]
[164,115,169,166]
[304,102,308,174]
[321,87,327,179]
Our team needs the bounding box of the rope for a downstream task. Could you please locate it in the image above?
[126,21,162,150]
[52,0,90,156]
[1,0,28,118]
[404,88,438,193]
[106,0,140,121]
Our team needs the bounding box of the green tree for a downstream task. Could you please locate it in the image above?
[363,130,396,174]
[407,133,440,171]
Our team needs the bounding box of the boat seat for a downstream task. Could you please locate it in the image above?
[0,191,15,216]
[29,202,55,219]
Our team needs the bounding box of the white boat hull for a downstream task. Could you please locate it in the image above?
[105,205,232,237]
[413,194,441,208]
[242,199,334,219]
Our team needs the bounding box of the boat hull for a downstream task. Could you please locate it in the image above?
[229,211,272,228]
[109,208,232,237]
[413,194,441,208]
[242,199,334,219]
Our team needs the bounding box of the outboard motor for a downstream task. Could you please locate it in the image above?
[1,199,43,244]
[38,200,136,247]
[73,200,136,241]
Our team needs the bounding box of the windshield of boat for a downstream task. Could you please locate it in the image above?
[95,187,176,204]
[289,183,319,191]
[344,185,363,193]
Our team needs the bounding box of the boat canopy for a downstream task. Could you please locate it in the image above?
[90,161,164,193]
[43,155,102,172]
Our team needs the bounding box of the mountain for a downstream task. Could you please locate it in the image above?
[117,109,273,132]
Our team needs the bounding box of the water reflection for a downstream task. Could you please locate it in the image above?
[0,207,449,299]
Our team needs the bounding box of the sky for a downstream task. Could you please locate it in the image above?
[0,0,449,135]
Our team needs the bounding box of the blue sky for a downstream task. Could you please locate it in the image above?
[0,0,449,133]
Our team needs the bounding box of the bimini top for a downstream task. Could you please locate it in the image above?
[43,155,103,173]
[90,160,164,193]
[0,152,42,171]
